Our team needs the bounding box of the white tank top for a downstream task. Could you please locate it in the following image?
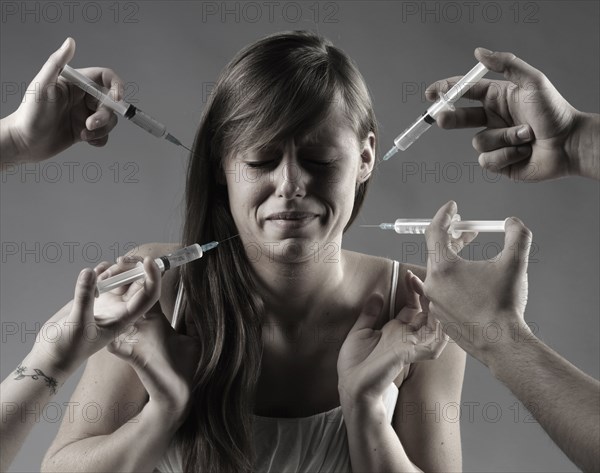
[156,260,401,473]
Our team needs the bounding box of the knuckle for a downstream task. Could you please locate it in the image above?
[502,128,513,146]
[501,146,513,164]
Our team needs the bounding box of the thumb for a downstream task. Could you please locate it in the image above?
[349,294,384,334]
[500,217,533,273]
[68,268,97,325]
[35,37,76,88]
[474,48,545,86]
[424,201,459,274]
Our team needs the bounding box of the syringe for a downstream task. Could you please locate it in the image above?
[95,242,218,297]
[60,65,183,147]
[361,214,505,238]
[383,62,489,160]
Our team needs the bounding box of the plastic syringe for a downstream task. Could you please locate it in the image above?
[383,62,489,160]
[95,242,218,297]
[360,214,505,238]
[60,65,183,147]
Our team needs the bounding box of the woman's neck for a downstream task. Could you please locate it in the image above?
[250,247,348,326]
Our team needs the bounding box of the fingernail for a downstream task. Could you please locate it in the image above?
[477,47,492,57]
[89,118,101,130]
[79,268,93,283]
[517,126,530,140]
[60,38,70,50]
[510,216,523,225]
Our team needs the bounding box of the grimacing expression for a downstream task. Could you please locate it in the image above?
[222,107,374,262]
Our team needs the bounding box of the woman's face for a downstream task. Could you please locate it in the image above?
[222,105,375,263]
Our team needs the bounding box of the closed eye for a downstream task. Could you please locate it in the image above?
[307,160,335,166]
[245,161,276,168]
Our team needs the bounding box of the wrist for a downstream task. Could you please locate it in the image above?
[17,349,75,394]
[338,384,386,419]
[482,319,539,379]
[340,396,387,426]
[142,399,188,432]
[27,340,82,380]
[566,111,600,180]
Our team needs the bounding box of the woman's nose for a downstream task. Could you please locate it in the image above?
[276,161,306,199]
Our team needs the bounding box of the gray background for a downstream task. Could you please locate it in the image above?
[1,1,598,471]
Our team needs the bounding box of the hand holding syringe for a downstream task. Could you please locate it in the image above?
[60,65,185,148]
[383,62,489,160]
[95,242,219,296]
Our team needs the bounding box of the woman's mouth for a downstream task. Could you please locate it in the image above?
[266,212,318,229]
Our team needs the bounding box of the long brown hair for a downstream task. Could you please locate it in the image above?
[176,30,378,472]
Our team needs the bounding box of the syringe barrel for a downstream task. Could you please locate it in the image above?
[394,96,455,151]
[158,244,203,271]
[394,117,432,151]
[391,216,506,237]
[60,65,129,116]
[444,62,488,103]
[125,106,167,138]
[393,219,432,234]
[427,94,456,119]
[96,262,146,296]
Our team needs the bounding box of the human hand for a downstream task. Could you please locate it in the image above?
[107,308,200,422]
[421,201,533,365]
[3,37,123,165]
[426,48,584,181]
[337,274,447,409]
[30,257,161,377]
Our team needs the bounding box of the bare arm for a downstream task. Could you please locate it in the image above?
[42,243,184,472]
[341,339,465,473]
[422,201,600,472]
[484,323,600,473]
[339,264,463,472]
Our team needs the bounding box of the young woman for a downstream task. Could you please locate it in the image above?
[43,31,466,473]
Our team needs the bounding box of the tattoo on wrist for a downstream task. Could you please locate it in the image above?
[13,364,58,394]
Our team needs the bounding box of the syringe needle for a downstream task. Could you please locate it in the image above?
[219,233,241,244]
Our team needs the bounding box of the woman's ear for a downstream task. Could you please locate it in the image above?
[357,132,376,183]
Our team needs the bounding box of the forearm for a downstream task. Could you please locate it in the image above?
[0,350,72,471]
[484,325,600,472]
[568,111,600,180]
[342,399,422,473]
[42,402,181,472]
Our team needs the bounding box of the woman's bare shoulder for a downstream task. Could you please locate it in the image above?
[343,249,426,314]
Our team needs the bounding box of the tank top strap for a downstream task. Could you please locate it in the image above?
[172,273,185,329]
[389,260,400,321]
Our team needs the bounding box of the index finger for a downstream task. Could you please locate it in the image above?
[126,257,162,318]
[75,66,124,102]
